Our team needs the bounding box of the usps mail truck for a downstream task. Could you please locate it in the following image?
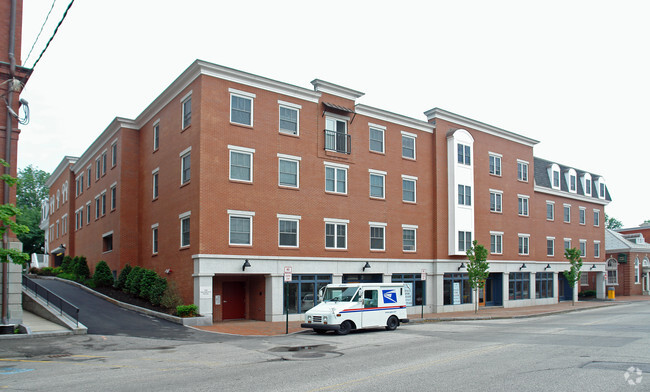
[301,283,409,335]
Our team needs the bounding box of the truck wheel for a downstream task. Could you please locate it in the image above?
[336,321,352,335]
[314,329,327,335]
[385,316,399,331]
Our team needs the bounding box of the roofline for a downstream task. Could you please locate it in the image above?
[71,117,137,173]
[355,104,434,133]
[311,79,364,100]
[424,107,539,147]
[45,156,78,187]
[533,185,610,205]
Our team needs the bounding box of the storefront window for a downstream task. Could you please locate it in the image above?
[443,273,470,305]
[284,274,331,314]
[509,272,530,300]
[535,272,553,298]
[392,273,425,305]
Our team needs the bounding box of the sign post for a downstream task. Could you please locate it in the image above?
[284,267,292,334]
[421,269,426,319]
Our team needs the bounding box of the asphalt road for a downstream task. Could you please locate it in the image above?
[31,278,229,341]
[1,299,648,391]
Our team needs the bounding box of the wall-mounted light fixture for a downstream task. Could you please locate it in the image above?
[458,262,465,271]
[520,263,527,270]
[242,259,251,271]
[590,264,596,270]
[363,262,371,272]
[544,264,551,271]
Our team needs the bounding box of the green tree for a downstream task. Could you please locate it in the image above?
[16,165,49,255]
[138,269,158,300]
[125,266,144,295]
[605,214,623,230]
[115,264,132,289]
[73,256,90,281]
[563,247,583,306]
[0,159,29,265]
[466,240,490,314]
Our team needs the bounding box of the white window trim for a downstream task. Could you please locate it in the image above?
[229,146,255,183]
[278,102,300,136]
[323,161,349,169]
[102,230,114,238]
[401,132,417,160]
[278,215,300,248]
[369,224,386,251]
[151,223,159,255]
[230,89,255,126]
[488,152,502,176]
[324,220,348,250]
[517,159,529,182]
[546,236,555,257]
[111,140,118,167]
[490,189,503,213]
[324,162,348,195]
[369,123,386,154]
[518,194,530,216]
[579,239,587,257]
[490,231,504,254]
[278,154,300,188]
[179,210,191,219]
[402,175,417,203]
[594,240,601,258]
[402,225,417,253]
[323,217,350,224]
[181,92,192,130]
[563,204,571,223]
[593,209,601,227]
[277,214,301,220]
[179,146,192,156]
[369,170,386,200]
[153,120,160,150]
[277,100,301,109]
[228,210,255,216]
[579,207,586,225]
[518,233,530,255]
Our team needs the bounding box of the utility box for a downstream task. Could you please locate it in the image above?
[607,287,615,300]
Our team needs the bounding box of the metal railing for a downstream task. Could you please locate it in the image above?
[324,130,351,154]
[22,275,79,326]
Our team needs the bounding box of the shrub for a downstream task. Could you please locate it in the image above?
[579,290,597,298]
[115,264,132,289]
[138,269,158,299]
[39,266,61,276]
[56,272,76,281]
[93,261,114,288]
[28,267,39,274]
[60,256,74,274]
[149,276,167,306]
[125,266,144,295]
[160,280,183,309]
[176,304,198,317]
[73,256,90,281]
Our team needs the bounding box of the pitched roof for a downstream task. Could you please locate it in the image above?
[605,229,650,252]
[533,157,612,201]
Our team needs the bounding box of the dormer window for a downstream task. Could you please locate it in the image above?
[582,173,592,196]
[595,177,606,199]
[565,168,577,193]
[549,164,560,190]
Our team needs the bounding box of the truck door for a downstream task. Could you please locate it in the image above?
[361,289,384,327]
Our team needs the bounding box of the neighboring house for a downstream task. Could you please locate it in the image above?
[45,60,611,324]
[603,229,650,296]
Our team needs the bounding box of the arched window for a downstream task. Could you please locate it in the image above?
[548,163,561,190]
[606,258,618,285]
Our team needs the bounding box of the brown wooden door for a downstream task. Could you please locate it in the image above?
[223,282,246,319]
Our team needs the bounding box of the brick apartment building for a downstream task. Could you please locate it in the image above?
[601,227,650,296]
[42,60,612,323]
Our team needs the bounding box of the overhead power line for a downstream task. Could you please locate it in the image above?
[29,0,75,71]
[24,0,58,65]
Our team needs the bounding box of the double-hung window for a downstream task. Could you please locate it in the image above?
[458,143,471,165]
[369,124,385,153]
[101,151,107,176]
[228,145,255,183]
[518,195,529,216]
[547,237,555,256]
[181,93,191,129]
[324,162,348,194]
[278,101,300,135]
[278,154,300,188]
[94,196,100,219]
[229,210,254,246]
[402,225,417,252]
[458,231,472,252]
[490,190,502,213]
[579,240,586,257]
[101,191,107,216]
[369,169,386,199]
[579,207,586,225]
[552,169,560,189]
[489,153,501,176]
[594,241,600,258]
[401,131,416,159]
[152,223,159,254]
[369,222,386,251]
[87,167,92,188]
[111,142,117,168]
[153,121,160,150]
[278,214,300,248]
[152,168,159,199]
[517,160,528,182]
[179,211,191,247]
[402,175,417,203]
[593,210,600,226]
[546,201,555,220]
[230,89,255,126]
[95,157,101,180]
[324,218,348,250]
[490,232,503,254]
[86,202,91,225]
[458,185,471,206]
[518,234,530,255]
[180,147,191,185]
[110,183,117,211]
[564,239,571,251]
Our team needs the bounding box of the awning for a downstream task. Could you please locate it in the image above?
[50,245,66,255]
[323,102,355,113]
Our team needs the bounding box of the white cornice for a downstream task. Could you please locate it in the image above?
[355,104,433,133]
[534,185,610,205]
[425,107,539,147]
[311,79,364,100]
[71,117,137,173]
[45,156,78,187]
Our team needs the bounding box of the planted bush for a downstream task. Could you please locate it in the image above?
[73,256,90,281]
[93,261,114,288]
[125,266,144,295]
[60,256,74,274]
[149,276,167,306]
[176,304,198,317]
[160,280,183,309]
[115,264,132,289]
[138,269,158,299]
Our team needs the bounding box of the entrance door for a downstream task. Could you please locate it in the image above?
[558,274,573,301]
[222,282,246,319]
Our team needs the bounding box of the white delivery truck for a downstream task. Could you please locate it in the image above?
[301,283,409,335]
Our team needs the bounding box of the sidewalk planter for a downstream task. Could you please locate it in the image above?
[0,324,15,334]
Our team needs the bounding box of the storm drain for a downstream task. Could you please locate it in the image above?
[268,345,342,361]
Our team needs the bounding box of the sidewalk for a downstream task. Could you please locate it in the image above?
[194,296,650,336]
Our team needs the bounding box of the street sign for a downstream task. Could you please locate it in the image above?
[284,266,292,282]
[421,269,426,281]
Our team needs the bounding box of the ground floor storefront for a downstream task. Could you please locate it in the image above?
[192,255,608,323]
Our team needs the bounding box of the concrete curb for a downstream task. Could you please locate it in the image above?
[38,277,211,326]
[21,288,88,335]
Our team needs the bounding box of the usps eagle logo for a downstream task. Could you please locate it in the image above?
[383,290,397,304]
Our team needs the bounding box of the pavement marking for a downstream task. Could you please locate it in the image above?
[0,367,35,375]
[308,343,513,392]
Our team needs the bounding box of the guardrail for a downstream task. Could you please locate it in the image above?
[22,275,79,326]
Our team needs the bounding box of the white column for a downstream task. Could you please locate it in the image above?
[595,271,606,299]
[432,273,443,313]
[573,281,579,303]
[193,273,213,321]
[332,273,343,285]
[502,272,510,307]
[530,272,536,301]
[553,272,559,302]
[383,273,392,283]
[266,274,284,322]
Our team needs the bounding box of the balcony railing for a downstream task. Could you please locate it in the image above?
[324,130,351,154]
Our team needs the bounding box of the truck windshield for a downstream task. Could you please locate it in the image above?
[323,287,359,302]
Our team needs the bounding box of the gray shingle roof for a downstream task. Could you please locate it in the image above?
[533,157,612,201]
[605,229,650,252]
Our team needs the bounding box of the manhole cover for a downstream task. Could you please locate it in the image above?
[268,344,341,361]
